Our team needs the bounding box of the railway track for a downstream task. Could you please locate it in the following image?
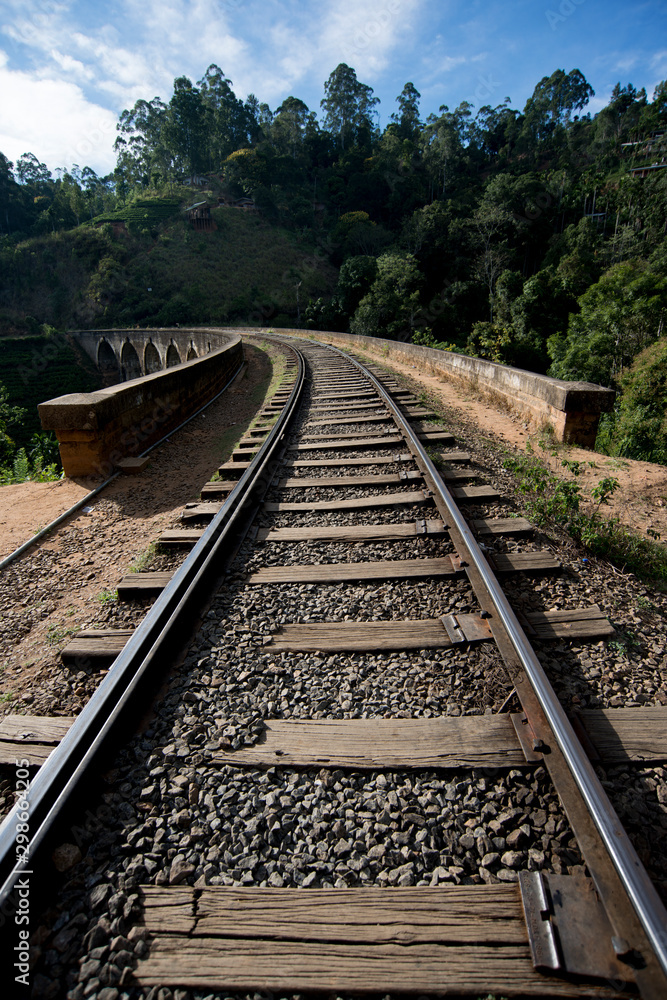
[1,336,667,998]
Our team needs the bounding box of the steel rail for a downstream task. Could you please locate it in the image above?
[0,344,305,909]
[320,341,667,980]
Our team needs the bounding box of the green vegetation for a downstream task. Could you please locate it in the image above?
[505,452,667,585]
[0,210,335,331]
[0,333,100,442]
[46,624,77,647]
[88,196,182,228]
[0,329,101,482]
[96,589,118,604]
[129,541,158,574]
[0,67,666,464]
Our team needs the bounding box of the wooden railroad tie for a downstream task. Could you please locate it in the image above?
[304,414,392,427]
[264,606,613,651]
[68,604,611,665]
[132,882,636,994]
[245,551,559,585]
[0,714,75,766]
[7,707,666,772]
[217,452,440,473]
[291,431,456,451]
[164,517,532,547]
[115,550,560,595]
[212,707,662,771]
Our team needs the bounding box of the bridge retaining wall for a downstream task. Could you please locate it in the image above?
[39,331,243,477]
[286,330,615,448]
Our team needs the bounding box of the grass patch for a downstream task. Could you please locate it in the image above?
[504,452,667,587]
[46,624,77,646]
[213,424,246,461]
[129,541,158,574]
[96,589,118,604]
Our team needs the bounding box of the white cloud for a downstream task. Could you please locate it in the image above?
[316,0,424,78]
[48,48,94,81]
[0,56,117,173]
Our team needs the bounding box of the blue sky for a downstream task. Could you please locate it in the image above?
[1,0,666,176]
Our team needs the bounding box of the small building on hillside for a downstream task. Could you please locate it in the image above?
[629,163,667,179]
[218,194,258,211]
[185,201,213,231]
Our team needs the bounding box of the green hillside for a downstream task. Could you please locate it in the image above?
[0,203,337,332]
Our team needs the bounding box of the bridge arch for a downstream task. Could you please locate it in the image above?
[166,342,181,367]
[121,339,142,381]
[186,341,198,361]
[97,338,120,384]
[144,340,161,374]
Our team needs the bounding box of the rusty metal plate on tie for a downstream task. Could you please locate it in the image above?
[520,872,635,985]
[456,614,494,643]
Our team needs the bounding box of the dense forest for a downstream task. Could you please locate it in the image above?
[1,63,667,465]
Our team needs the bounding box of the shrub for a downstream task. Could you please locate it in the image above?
[613,339,667,463]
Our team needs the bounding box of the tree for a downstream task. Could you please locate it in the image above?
[271,97,317,160]
[161,77,209,176]
[640,80,667,134]
[597,83,646,141]
[336,255,378,315]
[197,64,252,164]
[332,211,391,259]
[114,97,168,187]
[508,267,576,372]
[351,252,422,340]
[390,82,421,140]
[521,69,594,149]
[421,102,474,199]
[0,153,21,234]
[468,203,516,320]
[321,64,379,149]
[548,260,667,386]
[16,152,52,187]
[611,339,667,462]
[474,99,519,160]
[0,383,26,465]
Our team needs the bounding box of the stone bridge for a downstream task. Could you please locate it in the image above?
[71,328,224,384]
[41,329,244,476]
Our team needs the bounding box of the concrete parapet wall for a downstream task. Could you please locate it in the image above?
[39,330,243,477]
[286,330,615,448]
